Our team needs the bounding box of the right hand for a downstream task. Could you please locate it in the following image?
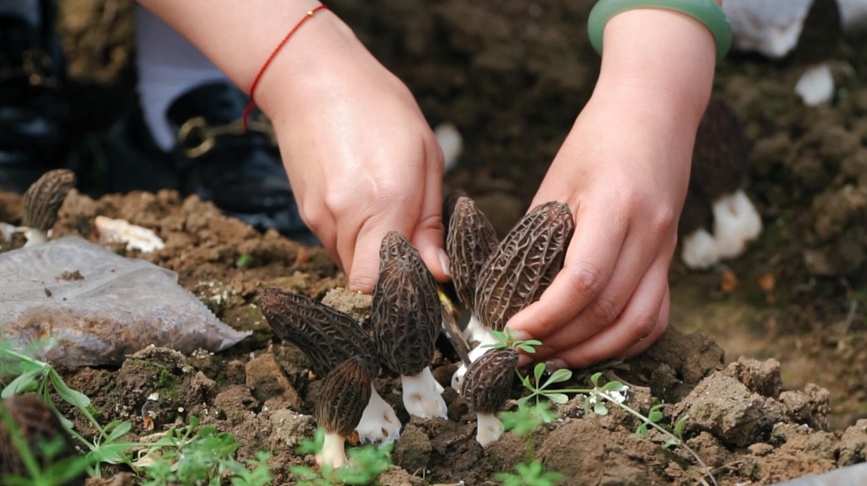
[256,11,449,292]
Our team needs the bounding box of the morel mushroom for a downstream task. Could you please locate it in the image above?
[373,231,447,419]
[315,356,374,468]
[453,201,574,389]
[446,195,499,344]
[0,394,83,485]
[680,97,761,269]
[258,288,401,444]
[21,169,76,247]
[460,347,518,447]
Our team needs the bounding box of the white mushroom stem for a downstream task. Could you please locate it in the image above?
[475,412,504,447]
[452,329,497,390]
[461,314,489,344]
[681,228,717,270]
[355,384,401,444]
[400,367,447,419]
[712,190,762,260]
[315,430,349,469]
[22,227,47,248]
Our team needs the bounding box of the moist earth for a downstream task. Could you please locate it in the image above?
[2,0,865,484]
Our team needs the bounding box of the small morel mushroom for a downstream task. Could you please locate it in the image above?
[680,97,762,269]
[21,169,76,247]
[453,201,574,389]
[460,347,518,447]
[258,288,401,444]
[0,394,84,485]
[315,356,374,469]
[373,231,447,419]
[446,195,499,344]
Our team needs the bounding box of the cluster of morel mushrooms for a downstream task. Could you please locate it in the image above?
[258,194,574,468]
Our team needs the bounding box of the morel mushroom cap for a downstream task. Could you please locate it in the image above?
[373,230,447,419]
[22,169,76,232]
[460,347,518,447]
[372,231,441,376]
[461,347,518,414]
[0,394,83,485]
[258,288,400,444]
[474,201,574,332]
[690,97,749,204]
[258,288,378,377]
[315,356,375,469]
[446,195,498,310]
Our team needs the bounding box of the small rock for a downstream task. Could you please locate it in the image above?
[268,409,316,450]
[321,287,372,323]
[189,371,216,401]
[837,418,867,466]
[676,373,784,447]
[393,423,432,473]
[214,385,258,423]
[377,465,425,486]
[226,359,247,385]
[749,443,775,456]
[245,353,302,411]
[726,357,782,397]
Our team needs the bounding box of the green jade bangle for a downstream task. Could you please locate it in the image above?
[588,0,732,63]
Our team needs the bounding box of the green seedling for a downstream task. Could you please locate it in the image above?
[236,254,253,268]
[493,460,565,486]
[496,401,563,486]
[290,428,393,485]
[485,329,542,355]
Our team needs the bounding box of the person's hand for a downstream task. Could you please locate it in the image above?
[258,13,450,292]
[506,86,692,368]
[505,7,717,368]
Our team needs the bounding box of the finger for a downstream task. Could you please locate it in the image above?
[506,203,629,340]
[547,254,671,368]
[410,139,448,282]
[526,230,673,359]
[621,284,670,358]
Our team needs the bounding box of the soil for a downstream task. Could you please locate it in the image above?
[2,0,866,484]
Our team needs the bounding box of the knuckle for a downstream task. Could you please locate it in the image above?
[649,207,677,235]
[564,261,606,299]
[629,314,658,342]
[585,296,620,330]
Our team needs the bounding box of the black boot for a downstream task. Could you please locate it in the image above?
[104,81,316,244]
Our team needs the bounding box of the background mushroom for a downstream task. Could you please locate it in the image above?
[679,97,762,269]
[372,231,447,419]
[314,356,374,469]
[258,288,401,444]
[446,194,499,344]
[460,347,519,447]
[21,169,76,247]
[453,201,574,388]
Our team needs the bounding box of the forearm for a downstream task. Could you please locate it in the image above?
[592,5,721,128]
[135,0,357,113]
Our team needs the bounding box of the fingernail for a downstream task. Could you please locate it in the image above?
[517,355,532,367]
[545,359,568,372]
[438,249,451,277]
[512,330,533,341]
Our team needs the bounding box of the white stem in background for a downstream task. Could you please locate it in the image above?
[462,314,489,344]
[355,384,401,444]
[22,228,47,248]
[681,228,718,270]
[452,329,497,390]
[401,367,447,419]
[315,430,348,469]
[712,190,762,260]
[475,412,504,447]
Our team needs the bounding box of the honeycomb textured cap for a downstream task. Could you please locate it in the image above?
[22,169,76,231]
[461,347,519,414]
[315,356,375,435]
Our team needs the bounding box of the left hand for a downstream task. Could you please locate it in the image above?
[506,85,697,368]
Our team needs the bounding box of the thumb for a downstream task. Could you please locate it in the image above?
[412,212,449,283]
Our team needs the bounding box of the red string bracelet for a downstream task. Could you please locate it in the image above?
[243,4,328,130]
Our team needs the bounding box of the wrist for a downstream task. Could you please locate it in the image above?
[593,8,717,126]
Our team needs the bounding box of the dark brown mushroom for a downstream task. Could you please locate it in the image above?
[372,230,446,418]
[460,348,519,446]
[0,394,84,485]
[22,169,76,242]
[315,356,375,468]
[474,201,574,332]
[258,288,400,443]
[446,195,499,343]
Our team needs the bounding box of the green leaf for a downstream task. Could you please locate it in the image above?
[593,400,608,416]
[674,416,687,437]
[601,380,624,392]
[533,363,546,387]
[1,368,42,397]
[517,343,537,354]
[546,393,569,404]
[104,420,133,443]
[50,371,91,409]
[545,368,572,385]
[663,437,681,449]
[635,423,648,437]
[590,372,603,387]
